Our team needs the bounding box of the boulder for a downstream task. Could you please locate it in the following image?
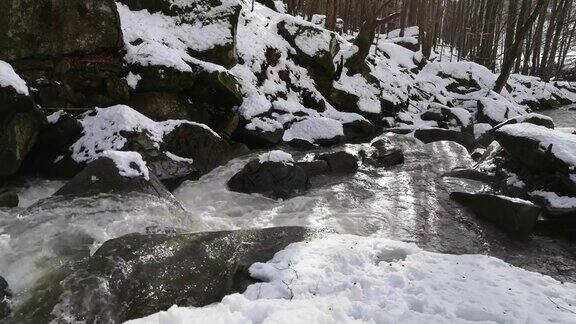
[232,125,285,148]
[342,119,378,144]
[51,227,313,323]
[228,156,310,199]
[494,124,576,194]
[295,160,331,177]
[0,0,123,61]
[450,192,540,239]
[0,190,19,208]
[0,275,10,320]
[414,128,477,152]
[0,63,44,179]
[22,111,84,178]
[317,151,359,174]
[54,155,174,202]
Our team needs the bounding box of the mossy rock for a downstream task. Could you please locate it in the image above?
[0,0,123,61]
[45,227,314,323]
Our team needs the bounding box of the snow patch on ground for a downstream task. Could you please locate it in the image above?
[0,60,29,95]
[126,234,576,324]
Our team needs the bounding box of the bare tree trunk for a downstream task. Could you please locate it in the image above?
[495,0,547,93]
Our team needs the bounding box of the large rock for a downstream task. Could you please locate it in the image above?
[54,156,174,202]
[494,123,576,194]
[0,275,10,320]
[0,0,123,61]
[414,128,477,152]
[317,151,359,174]
[0,63,44,179]
[477,113,555,147]
[420,103,473,133]
[228,153,310,199]
[50,227,313,323]
[451,192,541,239]
[0,189,19,208]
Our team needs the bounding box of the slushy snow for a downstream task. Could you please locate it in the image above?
[126,234,576,324]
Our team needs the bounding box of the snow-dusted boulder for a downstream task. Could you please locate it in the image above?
[451,192,540,239]
[43,106,238,183]
[283,117,345,148]
[27,227,312,323]
[117,0,241,68]
[228,151,310,199]
[0,61,44,179]
[476,113,554,147]
[530,191,576,219]
[361,138,405,168]
[494,124,576,194]
[476,92,528,126]
[54,154,174,203]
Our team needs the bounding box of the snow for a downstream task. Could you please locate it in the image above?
[126,72,142,89]
[474,123,492,139]
[531,191,576,209]
[126,234,576,324]
[71,105,218,164]
[46,110,66,124]
[258,150,294,164]
[0,60,29,95]
[282,18,334,57]
[166,152,194,164]
[499,123,576,167]
[102,150,150,180]
[116,3,227,72]
[283,117,344,143]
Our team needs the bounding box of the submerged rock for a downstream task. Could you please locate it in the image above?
[228,154,310,199]
[451,192,540,239]
[361,139,405,168]
[50,227,314,323]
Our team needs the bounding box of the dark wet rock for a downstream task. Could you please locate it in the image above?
[0,190,19,208]
[361,140,405,168]
[413,128,477,152]
[494,124,576,194]
[228,159,310,199]
[49,227,313,323]
[129,92,191,121]
[443,168,497,184]
[0,80,44,179]
[22,111,84,178]
[54,157,174,202]
[451,192,541,239]
[0,0,123,61]
[295,160,331,177]
[232,125,285,148]
[162,123,239,175]
[0,275,11,320]
[343,119,378,144]
[530,194,576,220]
[317,151,359,174]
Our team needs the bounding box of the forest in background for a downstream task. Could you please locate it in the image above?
[283,0,576,82]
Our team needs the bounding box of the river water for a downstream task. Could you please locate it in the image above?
[1,109,575,310]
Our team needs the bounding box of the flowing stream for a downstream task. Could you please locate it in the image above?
[1,111,575,309]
